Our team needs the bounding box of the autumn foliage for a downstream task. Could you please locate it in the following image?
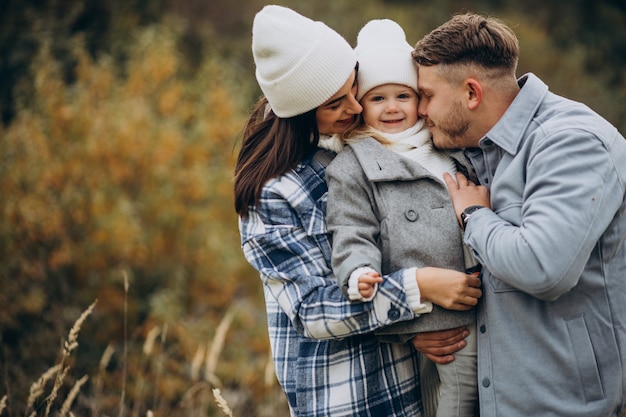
[0,22,275,416]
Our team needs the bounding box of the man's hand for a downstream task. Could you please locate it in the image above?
[412,327,470,364]
[443,172,491,225]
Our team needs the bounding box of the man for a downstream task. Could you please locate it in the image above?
[411,12,626,417]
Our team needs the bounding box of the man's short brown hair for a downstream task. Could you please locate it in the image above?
[412,13,519,74]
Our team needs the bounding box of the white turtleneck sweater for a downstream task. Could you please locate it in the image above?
[318,119,459,182]
[382,118,458,182]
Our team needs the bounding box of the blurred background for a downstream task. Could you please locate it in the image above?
[1,0,624,416]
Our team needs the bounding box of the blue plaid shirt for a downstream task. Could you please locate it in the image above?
[239,150,423,417]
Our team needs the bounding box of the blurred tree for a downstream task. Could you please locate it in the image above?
[0,0,169,125]
[0,20,268,415]
[489,0,626,86]
[3,0,625,129]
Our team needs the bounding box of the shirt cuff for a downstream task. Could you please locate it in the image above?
[347,266,378,302]
[403,267,433,314]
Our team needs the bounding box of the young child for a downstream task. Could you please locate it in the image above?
[326,19,480,417]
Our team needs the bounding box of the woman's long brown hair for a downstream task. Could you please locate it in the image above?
[234,97,319,217]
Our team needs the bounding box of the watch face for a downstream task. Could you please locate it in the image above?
[461,205,484,228]
[464,205,484,216]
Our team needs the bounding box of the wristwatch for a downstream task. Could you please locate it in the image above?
[461,205,485,229]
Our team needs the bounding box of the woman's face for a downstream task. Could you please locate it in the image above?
[315,71,362,135]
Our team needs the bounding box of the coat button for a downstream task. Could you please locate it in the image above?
[482,378,491,388]
[405,209,418,222]
[480,325,486,333]
[387,308,400,320]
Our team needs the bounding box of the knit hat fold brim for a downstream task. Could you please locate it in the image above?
[252,5,357,118]
[355,19,418,100]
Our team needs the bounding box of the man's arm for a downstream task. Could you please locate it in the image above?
[445,131,621,300]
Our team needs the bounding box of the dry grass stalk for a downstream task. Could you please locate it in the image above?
[212,388,234,417]
[142,326,161,357]
[44,366,69,416]
[60,375,89,417]
[205,306,236,382]
[264,353,275,388]
[130,325,161,417]
[99,343,116,372]
[64,301,98,356]
[27,364,62,410]
[151,323,168,408]
[45,300,97,417]
[119,269,130,417]
[92,343,115,417]
[180,381,209,407]
[190,345,206,381]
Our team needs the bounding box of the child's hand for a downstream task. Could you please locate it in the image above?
[358,271,383,299]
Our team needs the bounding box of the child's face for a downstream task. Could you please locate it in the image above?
[361,84,418,134]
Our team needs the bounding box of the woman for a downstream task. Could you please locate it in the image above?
[234,5,471,416]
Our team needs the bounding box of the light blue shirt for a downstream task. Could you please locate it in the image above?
[465,73,626,417]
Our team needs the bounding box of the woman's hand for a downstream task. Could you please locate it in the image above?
[416,267,482,310]
[412,327,470,364]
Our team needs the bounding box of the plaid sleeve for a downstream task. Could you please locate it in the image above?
[239,171,415,340]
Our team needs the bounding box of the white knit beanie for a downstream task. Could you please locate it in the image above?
[355,19,418,100]
[252,5,357,118]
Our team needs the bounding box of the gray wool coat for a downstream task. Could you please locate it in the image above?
[326,137,477,339]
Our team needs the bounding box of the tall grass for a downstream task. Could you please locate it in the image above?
[4,282,266,416]
[26,301,96,416]
[15,297,624,417]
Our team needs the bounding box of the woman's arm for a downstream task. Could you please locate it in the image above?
[239,169,417,340]
[241,214,416,339]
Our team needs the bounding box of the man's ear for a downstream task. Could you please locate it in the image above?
[466,78,482,110]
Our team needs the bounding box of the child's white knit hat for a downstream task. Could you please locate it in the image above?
[252,5,357,118]
[355,19,418,100]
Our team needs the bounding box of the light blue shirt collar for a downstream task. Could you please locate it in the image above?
[480,73,549,155]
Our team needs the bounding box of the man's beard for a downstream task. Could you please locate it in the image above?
[432,100,469,150]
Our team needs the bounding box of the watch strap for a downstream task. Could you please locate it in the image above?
[461,205,485,229]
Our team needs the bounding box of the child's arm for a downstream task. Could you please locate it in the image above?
[326,156,384,301]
